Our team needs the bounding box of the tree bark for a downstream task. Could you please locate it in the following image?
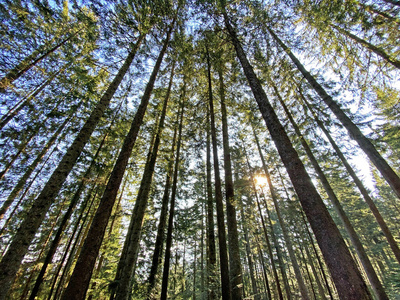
[222,11,371,299]
[0,33,145,300]
[206,108,218,300]
[205,45,231,300]
[217,66,243,300]
[160,90,185,300]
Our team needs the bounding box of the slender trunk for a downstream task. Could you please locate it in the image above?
[0,31,78,92]
[265,24,400,200]
[0,108,74,219]
[247,163,284,300]
[252,128,310,300]
[28,115,116,300]
[0,132,34,180]
[299,245,318,299]
[381,0,400,7]
[330,24,400,69]
[217,67,243,299]
[47,188,98,300]
[205,45,231,300]
[303,240,328,299]
[222,12,371,299]
[0,66,66,131]
[193,240,197,300]
[255,233,272,300]
[146,125,178,298]
[200,205,205,298]
[87,182,126,300]
[112,61,175,300]
[206,110,218,300]
[302,94,400,266]
[261,194,292,299]
[361,3,400,24]
[0,34,145,299]
[274,84,387,300]
[298,207,335,300]
[18,204,64,300]
[160,92,185,300]
[244,147,283,300]
[61,27,171,300]
[57,198,98,298]
[239,200,259,300]
[0,144,58,238]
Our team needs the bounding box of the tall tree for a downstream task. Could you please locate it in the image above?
[217,59,243,299]
[264,23,400,200]
[205,43,231,300]
[160,85,185,300]
[60,20,175,300]
[220,4,372,299]
[112,60,176,300]
[0,32,146,299]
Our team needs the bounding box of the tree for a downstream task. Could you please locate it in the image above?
[221,4,372,298]
[1,0,399,298]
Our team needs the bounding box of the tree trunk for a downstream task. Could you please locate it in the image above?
[0,65,65,131]
[112,61,175,300]
[87,181,125,300]
[205,45,231,300]
[28,114,117,300]
[239,199,259,300]
[146,124,178,298]
[381,0,400,7]
[297,204,335,300]
[330,24,400,69]
[0,132,34,180]
[0,107,75,220]
[302,94,400,266]
[222,11,371,299]
[61,26,171,300]
[265,24,400,200]
[47,187,98,300]
[217,66,243,300]
[160,90,185,300]
[246,155,284,300]
[261,194,292,299]
[0,31,78,92]
[252,128,310,300]
[0,33,145,299]
[303,240,328,299]
[273,83,387,300]
[206,108,218,300]
[255,238,272,300]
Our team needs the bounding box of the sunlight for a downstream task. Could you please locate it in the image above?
[254,175,268,187]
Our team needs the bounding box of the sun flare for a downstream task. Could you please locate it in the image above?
[254,175,268,186]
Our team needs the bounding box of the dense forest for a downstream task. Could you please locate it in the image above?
[0,0,399,299]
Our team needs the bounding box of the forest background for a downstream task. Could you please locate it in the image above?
[0,0,399,299]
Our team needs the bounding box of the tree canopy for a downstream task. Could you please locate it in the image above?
[0,0,399,299]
